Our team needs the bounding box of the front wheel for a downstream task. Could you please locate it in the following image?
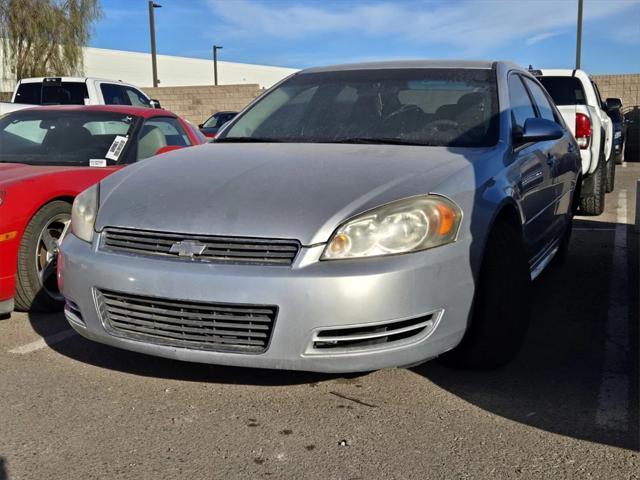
[440,221,532,369]
[15,201,71,312]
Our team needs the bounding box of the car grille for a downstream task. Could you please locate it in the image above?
[96,289,277,353]
[311,312,439,352]
[102,227,300,266]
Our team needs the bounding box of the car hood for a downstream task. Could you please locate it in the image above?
[0,162,88,187]
[97,143,483,245]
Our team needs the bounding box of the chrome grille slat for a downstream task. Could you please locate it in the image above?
[103,298,273,322]
[109,322,266,347]
[102,227,300,266]
[97,289,277,353]
[106,307,272,330]
[108,314,268,338]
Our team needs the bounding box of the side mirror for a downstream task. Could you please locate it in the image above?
[198,124,204,129]
[605,98,622,110]
[149,99,162,109]
[515,118,564,144]
[156,145,183,155]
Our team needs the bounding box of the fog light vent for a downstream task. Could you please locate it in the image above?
[64,299,85,326]
[311,311,440,352]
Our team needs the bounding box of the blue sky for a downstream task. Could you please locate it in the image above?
[94,0,640,74]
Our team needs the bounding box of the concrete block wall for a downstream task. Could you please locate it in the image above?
[593,74,640,112]
[143,84,263,125]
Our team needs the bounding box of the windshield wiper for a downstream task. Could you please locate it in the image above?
[325,137,426,146]
[215,137,283,143]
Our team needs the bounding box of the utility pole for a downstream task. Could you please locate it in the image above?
[575,0,583,69]
[213,45,223,86]
[148,1,162,87]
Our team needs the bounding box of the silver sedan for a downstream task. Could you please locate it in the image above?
[59,60,580,372]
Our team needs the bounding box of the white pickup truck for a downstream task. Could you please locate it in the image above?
[535,69,614,215]
[0,76,160,115]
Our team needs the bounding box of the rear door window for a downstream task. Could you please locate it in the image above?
[100,83,129,105]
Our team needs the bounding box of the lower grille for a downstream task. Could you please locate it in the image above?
[311,312,439,351]
[96,289,277,353]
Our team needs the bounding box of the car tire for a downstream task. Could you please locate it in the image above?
[615,146,624,165]
[579,157,606,216]
[605,158,615,193]
[14,201,71,312]
[439,220,531,369]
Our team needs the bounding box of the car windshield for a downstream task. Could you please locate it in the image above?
[220,68,499,147]
[0,110,139,166]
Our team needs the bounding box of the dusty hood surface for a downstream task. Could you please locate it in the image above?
[97,143,482,245]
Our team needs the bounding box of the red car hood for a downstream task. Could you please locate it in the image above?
[0,163,92,187]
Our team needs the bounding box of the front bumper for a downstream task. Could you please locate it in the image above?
[59,234,474,373]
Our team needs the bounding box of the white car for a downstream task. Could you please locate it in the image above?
[536,69,614,215]
[0,77,160,115]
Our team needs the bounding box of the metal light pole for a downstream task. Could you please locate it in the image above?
[575,0,583,69]
[148,1,162,88]
[213,45,223,86]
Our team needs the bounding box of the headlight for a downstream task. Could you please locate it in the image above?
[71,184,99,243]
[614,131,622,139]
[322,195,462,260]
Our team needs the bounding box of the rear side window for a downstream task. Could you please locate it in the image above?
[523,78,557,123]
[537,76,586,106]
[15,81,88,105]
[508,75,536,130]
[137,117,191,160]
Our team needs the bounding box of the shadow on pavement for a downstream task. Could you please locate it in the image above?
[26,219,638,449]
[26,312,351,387]
[414,219,639,451]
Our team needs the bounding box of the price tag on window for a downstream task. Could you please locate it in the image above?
[106,135,128,161]
[89,159,107,168]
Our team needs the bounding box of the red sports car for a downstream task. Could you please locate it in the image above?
[0,105,206,315]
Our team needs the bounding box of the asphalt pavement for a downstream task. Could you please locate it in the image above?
[0,164,638,480]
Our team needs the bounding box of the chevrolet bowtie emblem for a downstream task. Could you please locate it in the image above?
[169,240,207,257]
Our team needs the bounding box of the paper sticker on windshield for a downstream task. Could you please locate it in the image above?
[89,159,107,168]
[105,135,128,161]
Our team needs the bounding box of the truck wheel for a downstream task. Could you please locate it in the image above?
[579,158,606,216]
[14,201,71,312]
[605,158,615,193]
[440,221,531,369]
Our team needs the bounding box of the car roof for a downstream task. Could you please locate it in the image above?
[12,104,177,119]
[300,60,498,73]
[18,76,134,85]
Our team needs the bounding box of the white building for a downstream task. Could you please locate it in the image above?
[1,45,299,92]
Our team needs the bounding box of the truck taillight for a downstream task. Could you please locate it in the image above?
[575,113,591,149]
